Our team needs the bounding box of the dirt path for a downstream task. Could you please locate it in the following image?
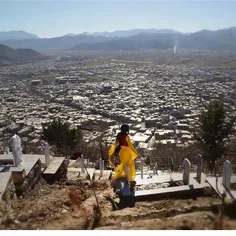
[1,179,236,230]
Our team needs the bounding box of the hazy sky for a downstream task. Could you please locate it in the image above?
[1,0,236,38]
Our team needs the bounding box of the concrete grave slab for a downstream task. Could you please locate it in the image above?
[94,170,101,181]
[100,170,112,180]
[85,168,95,180]
[0,172,12,198]
[135,173,183,185]
[67,172,80,180]
[206,176,236,200]
[43,157,66,175]
[135,183,209,200]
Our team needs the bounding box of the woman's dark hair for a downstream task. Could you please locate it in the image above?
[120,124,129,135]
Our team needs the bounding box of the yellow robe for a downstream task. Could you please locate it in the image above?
[108,135,139,181]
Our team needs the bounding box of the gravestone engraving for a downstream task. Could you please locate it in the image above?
[196,154,203,183]
[222,160,232,190]
[183,158,191,185]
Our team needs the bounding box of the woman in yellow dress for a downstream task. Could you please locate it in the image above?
[108,124,141,182]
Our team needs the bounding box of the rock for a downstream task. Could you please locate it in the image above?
[63,205,70,210]
[61,209,68,214]
[161,183,170,188]
[203,186,213,196]
[183,206,191,211]
[14,219,20,225]
[18,213,29,222]
[72,212,81,218]
[3,214,15,225]
[176,208,183,213]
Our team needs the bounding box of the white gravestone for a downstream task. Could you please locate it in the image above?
[81,154,85,173]
[44,142,50,166]
[141,158,144,179]
[12,134,24,166]
[183,158,191,185]
[222,160,232,190]
[196,154,203,183]
[99,159,104,176]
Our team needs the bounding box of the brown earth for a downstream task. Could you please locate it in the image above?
[1,178,236,230]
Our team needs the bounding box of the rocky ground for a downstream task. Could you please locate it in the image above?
[1,178,236,230]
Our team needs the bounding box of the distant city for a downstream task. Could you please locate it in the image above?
[1,50,236,157]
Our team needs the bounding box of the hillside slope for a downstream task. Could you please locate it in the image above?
[0,44,45,61]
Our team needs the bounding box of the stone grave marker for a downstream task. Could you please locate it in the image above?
[81,154,85,173]
[44,142,50,166]
[222,160,232,190]
[183,158,191,185]
[141,158,144,179]
[99,159,104,176]
[12,134,24,167]
[196,154,203,183]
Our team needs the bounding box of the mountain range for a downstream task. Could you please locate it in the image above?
[82,28,181,37]
[0,30,39,41]
[0,27,236,52]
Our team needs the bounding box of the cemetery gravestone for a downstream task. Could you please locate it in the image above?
[100,159,104,176]
[44,142,50,166]
[141,158,144,179]
[183,158,191,185]
[81,154,85,173]
[12,134,24,166]
[196,154,203,183]
[222,160,232,190]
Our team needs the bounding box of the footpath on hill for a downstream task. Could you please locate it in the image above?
[1,178,236,230]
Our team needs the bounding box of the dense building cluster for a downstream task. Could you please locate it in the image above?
[1,56,236,155]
